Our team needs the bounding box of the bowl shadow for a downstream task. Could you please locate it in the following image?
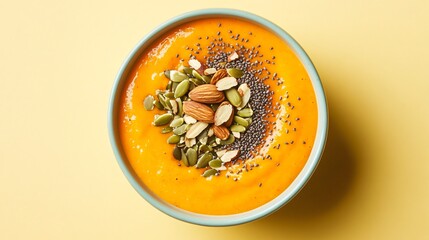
[253,97,358,226]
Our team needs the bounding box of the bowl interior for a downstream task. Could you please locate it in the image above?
[108,8,328,226]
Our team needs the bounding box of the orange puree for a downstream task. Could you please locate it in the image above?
[119,17,317,215]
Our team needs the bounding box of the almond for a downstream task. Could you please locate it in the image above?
[227,51,239,62]
[214,101,233,126]
[210,69,228,85]
[237,83,251,110]
[183,101,214,123]
[189,84,225,104]
[224,108,234,127]
[215,77,238,91]
[188,59,206,75]
[221,149,240,163]
[212,125,230,140]
[204,68,217,75]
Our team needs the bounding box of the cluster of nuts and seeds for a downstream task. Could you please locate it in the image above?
[143,26,282,178]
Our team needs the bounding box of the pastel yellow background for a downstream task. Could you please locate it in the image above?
[1,0,428,239]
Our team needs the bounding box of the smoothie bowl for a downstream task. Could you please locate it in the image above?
[108,9,327,226]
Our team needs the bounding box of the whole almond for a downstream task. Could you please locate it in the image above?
[214,101,233,126]
[210,69,228,85]
[212,125,230,140]
[183,101,214,123]
[189,84,225,104]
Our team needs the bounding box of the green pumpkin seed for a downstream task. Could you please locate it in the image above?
[164,92,175,99]
[170,118,184,128]
[220,134,235,145]
[176,98,183,116]
[169,70,188,82]
[173,146,181,160]
[225,88,242,107]
[192,70,211,83]
[189,77,205,86]
[144,95,154,110]
[174,79,190,98]
[230,124,246,132]
[164,70,171,79]
[181,149,189,167]
[154,100,164,110]
[173,124,189,135]
[161,126,173,134]
[186,148,197,166]
[202,169,217,178]
[167,135,180,144]
[154,113,173,126]
[183,66,193,75]
[245,117,252,125]
[198,145,210,154]
[172,82,179,92]
[166,81,172,91]
[227,68,244,78]
[237,108,253,117]
[209,159,223,168]
[157,94,169,110]
[196,152,213,168]
[234,116,249,127]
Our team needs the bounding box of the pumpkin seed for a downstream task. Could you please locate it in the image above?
[164,92,175,99]
[153,113,173,126]
[167,134,180,144]
[181,149,189,167]
[170,118,184,128]
[157,94,169,110]
[172,82,179,92]
[169,70,188,82]
[164,70,171,79]
[183,66,193,75]
[173,146,181,160]
[198,145,210,154]
[189,77,205,86]
[186,148,197,166]
[161,126,173,134]
[226,68,244,78]
[210,103,220,112]
[192,70,211,83]
[237,108,253,117]
[154,100,164,110]
[225,88,242,107]
[196,152,212,168]
[144,95,154,110]
[245,117,252,125]
[220,134,235,145]
[174,79,190,98]
[234,116,249,127]
[230,124,246,132]
[202,169,217,178]
[172,124,189,135]
[176,98,183,116]
[208,159,223,168]
[166,81,172,91]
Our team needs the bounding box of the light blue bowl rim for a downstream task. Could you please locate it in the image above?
[108,8,328,227]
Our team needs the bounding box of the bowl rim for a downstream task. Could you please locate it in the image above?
[108,8,328,226]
